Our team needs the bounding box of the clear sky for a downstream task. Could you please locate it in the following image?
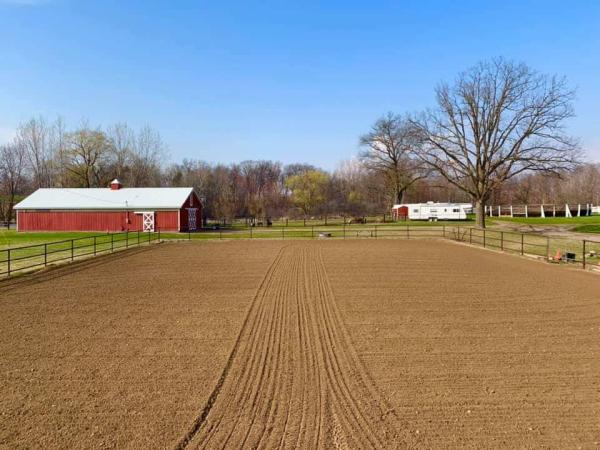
[1,0,599,169]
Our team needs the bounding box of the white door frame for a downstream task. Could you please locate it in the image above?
[140,211,155,232]
[187,208,197,231]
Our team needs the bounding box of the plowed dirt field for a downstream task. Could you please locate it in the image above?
[1,240,599,448]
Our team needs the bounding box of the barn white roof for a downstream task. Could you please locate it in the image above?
[392,202,472,208]
[14,187,196,210]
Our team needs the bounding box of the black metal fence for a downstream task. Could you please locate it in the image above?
[165,224,600,271]
[164,224,451,241]
[444,227,599,268]
[1,225,598,279]
[0,231,159,278]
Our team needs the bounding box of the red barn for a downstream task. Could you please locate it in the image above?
[14,179,202,232]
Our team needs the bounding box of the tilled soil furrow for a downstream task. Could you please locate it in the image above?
[261,252,304,450]
[217,250,292,449]
[240,249,294,448]
[309,247,390,449]
[297,247,327,448]
[187,247,288,449]
[181,244,401,449]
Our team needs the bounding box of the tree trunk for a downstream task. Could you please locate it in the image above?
[395,187,404,204]
[475,199,486,228]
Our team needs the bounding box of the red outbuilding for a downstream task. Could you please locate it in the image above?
[14,179,202,232]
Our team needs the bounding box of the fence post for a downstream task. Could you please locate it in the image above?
[7,249,11,276]
[71,239,74,261]
[126,231,129,248]
[94,236,97,256]
[250,226,253,239]
[546,237,550,261]
[583,240,586,270]
[375,225,378,239]
[520,233,524,256]
[500,231,504,251]
[282,227,284,240]
[311,226,314,239]
[343,222,346,239]
[443,225,446,239]
[44,243,47,267]
[483,229,486,248]
[469,227,472,244]
[158,229,161,243]
[406,225,409,239]
[111,233,114,252]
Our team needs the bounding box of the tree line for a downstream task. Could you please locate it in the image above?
[1,58,596,227]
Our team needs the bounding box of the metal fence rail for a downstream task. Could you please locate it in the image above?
[1,226,598,279]
[445,226,599,270]
[165,225,600,271]
[0,231,159,278]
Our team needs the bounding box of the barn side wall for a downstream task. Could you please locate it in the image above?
[16,210,180,232]
[179,192,203,231]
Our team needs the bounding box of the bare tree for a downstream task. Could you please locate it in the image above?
[106,122,135,182]
[49,116,68,187]
[0,142,27,223]
[211,165,237,223]
[16,117,54,188]
[412,58,581,227]
[130,125,165,186]
[360,113,429,205]
[239,160,282,222]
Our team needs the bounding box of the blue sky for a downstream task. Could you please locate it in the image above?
[1,0,599,169]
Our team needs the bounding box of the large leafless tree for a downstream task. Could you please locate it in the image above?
[412,58,581,227]
[16,117,54,189]
[360,113,429,205]
[130,125,165,186]
[0,142,27,222]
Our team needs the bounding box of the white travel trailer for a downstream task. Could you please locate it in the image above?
[392,202,472,221]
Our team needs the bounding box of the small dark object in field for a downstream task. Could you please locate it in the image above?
[348,217,366,224]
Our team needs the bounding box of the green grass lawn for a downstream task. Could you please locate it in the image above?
[490,215,600,226]
[0,231,157,276]
[0,230,106,249]
[573,224,600,233]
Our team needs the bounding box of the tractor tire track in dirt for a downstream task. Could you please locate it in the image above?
[177,243,408,449]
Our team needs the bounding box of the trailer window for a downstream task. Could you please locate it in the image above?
[413,209,419,213]
[453,208,460,212]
